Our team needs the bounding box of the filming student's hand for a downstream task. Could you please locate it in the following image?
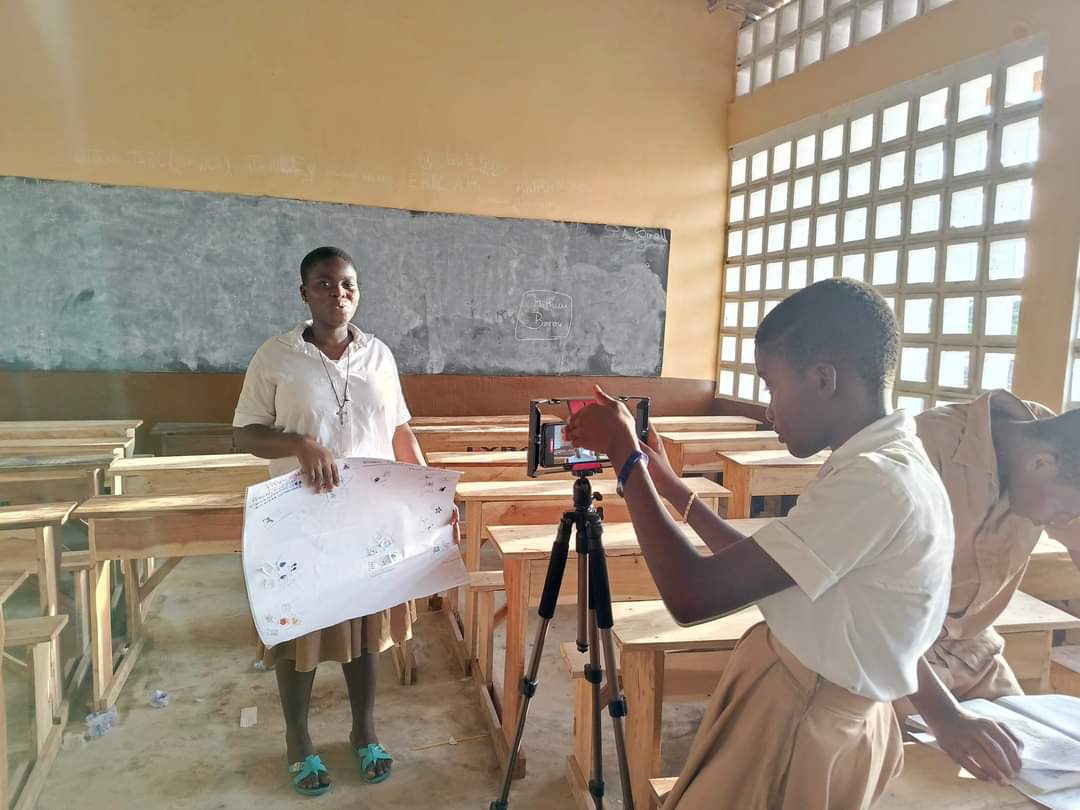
[565,386,639,459]
[294,437,340,492]
[931,708,1023,786]
[450,504,461,546]
[639,424,684,504]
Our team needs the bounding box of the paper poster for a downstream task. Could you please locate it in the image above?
[242,458,466,647]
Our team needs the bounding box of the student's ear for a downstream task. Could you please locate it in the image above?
[1027,451,1060,482]
[810,362,838,397]
[299,284,307,304]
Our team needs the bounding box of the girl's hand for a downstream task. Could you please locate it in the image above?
[450,505,461,546]
[293,437,340,492]
[565,386,639,460]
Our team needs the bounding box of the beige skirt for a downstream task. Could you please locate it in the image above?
[255,601,416,672]
[664,623,904,810]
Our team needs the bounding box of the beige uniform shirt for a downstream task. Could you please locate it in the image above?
[916,389,1077,697]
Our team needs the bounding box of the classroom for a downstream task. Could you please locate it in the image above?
[1,1,1079,808]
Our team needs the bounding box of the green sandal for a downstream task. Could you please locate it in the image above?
[356,743,394,784]
[289,754,332,797]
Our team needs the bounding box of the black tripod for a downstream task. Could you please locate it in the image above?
[490,474,635,810]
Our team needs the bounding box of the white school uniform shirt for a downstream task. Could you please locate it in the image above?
[753,411,954,702]
[233,321,411,477]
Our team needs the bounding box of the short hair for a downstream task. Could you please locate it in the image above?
[755,278,899,393]
[1025,408,1080,485]
[300,246,355,284]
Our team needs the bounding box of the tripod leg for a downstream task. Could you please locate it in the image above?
[490,512,573,810]
[586,517,636,810]
[581,524,605,808]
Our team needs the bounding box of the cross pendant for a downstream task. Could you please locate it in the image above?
[337,404,347,426]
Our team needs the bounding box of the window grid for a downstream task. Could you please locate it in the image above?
[737,0,956,98]
[721,42,1045,414]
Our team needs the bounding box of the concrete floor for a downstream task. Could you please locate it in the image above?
[10,543,706,810]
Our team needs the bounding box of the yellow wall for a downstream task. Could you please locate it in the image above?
[0,0,736,380]
[728,0,1080,410]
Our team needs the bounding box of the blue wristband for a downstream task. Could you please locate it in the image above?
[616,451,648,496]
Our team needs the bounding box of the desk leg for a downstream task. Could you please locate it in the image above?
[37,526,62,718]
[461,503,485,668]
[724,464,753,519]
[501,559,531,755]
[89,559,114,712]
[122,560,144,645]
[623,649,665,810]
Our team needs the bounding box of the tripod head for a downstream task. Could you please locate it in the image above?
[572,470,602,512]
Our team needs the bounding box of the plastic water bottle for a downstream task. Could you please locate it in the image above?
[85,706,118,738]
[150,690,170,708]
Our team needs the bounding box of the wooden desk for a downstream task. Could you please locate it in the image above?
[0,420,141,457]
[110,453,270,496]
[717,449,829,518]
[151,422,236,456]
[452,478,729,677]
[0,455,109,506]
[616,590,1079,808]
[489,519,769,779]
[410,415,529,427]
[0,437,130,459]
[1020,533,1080,604]
[660,431,784,475]
[412,425,529,453]
[650,415,761,433]
[0,502,78,721]
[74,492,422,709]
[611,599,763,809]
[75,494,243,710]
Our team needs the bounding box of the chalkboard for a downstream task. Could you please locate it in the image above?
[0,176,669,375]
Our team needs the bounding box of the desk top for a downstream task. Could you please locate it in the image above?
[110,454,268,473]
[410,424,529,437]
[0,502,78,530]
[490,518,772,560]
[150,422,234,436]
[427,451,525,467]
[717,449,830,467]
[1000,589,1080,632]
[612,599,763,651]
[659,430,782,446]
[75,493,245,519]
[1032,532,1069,560]
[0,454,115,472]
[0,419,141,437]
[456,477,729,502]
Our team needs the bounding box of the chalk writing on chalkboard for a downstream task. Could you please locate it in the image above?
[515,290,573,341]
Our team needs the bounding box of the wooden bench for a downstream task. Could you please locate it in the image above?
[606,590,1076,809]
[109,453,270,496]
[3,614,70,810]
[0,438,129,459]
[150,422,237,456]
[659,430,783,475]
[647,739,1041,810]
[717,449,829,518]
[0,455,109,506]
[0,502,79,706]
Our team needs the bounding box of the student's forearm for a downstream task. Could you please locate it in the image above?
[611,441,790,623]
[234,425,307,459]
[393,425,426,466]
[907,655,961,725]
[674,481,755,554]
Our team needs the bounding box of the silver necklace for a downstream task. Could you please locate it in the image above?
[317,340,353,426]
